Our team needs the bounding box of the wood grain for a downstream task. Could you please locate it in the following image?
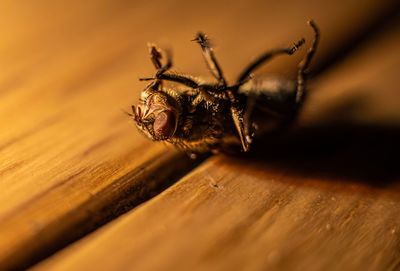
[31,12,400,271]
[0,0,398,270]
[33,155,400,271]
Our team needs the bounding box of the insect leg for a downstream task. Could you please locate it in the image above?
[230,103,249,152]
[144,44,173,91]
[193,33,252,149]
[236,39,305,84]
[296,20,320,103]
[147,44,173,73]
[140,73,198,88]
[140,73,215,109]
[155,49,172,77]
[148,44,163,70]
[222,88,249,152]
[193,32,227,87]
[182,115,194,136]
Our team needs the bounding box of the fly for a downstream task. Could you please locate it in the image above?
[130,20,319,157]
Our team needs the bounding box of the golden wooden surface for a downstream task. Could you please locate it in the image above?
[32,17,400,271]
[0,0,398,270]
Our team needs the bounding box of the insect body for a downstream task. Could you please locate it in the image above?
[131,21,319,156]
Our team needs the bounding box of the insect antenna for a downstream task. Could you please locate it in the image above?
[122,108,134,117]
[130,105,143,123]
[129,105,137,119]
[137,106,143,121]
[128,105,143,125]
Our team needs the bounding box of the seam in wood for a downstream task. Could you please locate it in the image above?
[0,150,205,271]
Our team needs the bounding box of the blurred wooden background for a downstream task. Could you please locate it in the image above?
[0,0,399,270]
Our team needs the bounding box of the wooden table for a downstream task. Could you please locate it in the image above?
[0,0,399,270]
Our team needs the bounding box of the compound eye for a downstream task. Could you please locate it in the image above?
[154,110,176,139]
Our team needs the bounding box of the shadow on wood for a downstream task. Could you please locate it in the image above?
[238,122,400,188]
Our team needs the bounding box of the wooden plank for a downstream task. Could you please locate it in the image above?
[0,1,205,270]
[0,0,398,269]
[31,13,400,271]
